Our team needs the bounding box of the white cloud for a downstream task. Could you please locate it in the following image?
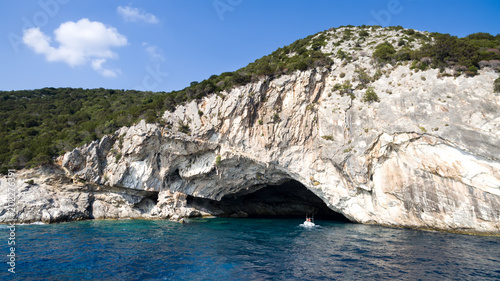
[23,18,127,77]
[142,42,165,62]
[117,6,159,24]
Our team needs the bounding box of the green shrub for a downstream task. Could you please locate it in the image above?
[272,113,280,122]
[178,122,191,135]
[341,81,353,95]
[415,33,490,71]
[359,30,369,37]
[363,88,380,103]
[373,42,396,63]
[372,70,383,81]
[467,32,495,40]
[145,111,157,123]
[337,49,352,61]
[334,81,353,97]
[343,147,352,153]
[355,69,371,87]
[494,77,500,93]
[395,50,412,61]
[465,66,478,76]
[215,155,221,166]
[404,29,415,35]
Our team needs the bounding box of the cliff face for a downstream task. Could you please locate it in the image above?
[1,27,499,234]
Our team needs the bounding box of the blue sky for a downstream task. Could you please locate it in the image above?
[1,0,499,92]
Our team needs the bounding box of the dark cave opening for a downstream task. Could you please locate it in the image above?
[187,180,351,222]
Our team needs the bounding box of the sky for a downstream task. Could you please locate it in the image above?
[0,0,499,92]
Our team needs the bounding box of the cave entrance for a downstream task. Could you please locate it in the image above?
[187,180,350,222]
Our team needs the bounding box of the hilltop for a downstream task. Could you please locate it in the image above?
[2,25,500,173]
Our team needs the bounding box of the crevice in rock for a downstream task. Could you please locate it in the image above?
[86,193,95,219]
[311,69,329,104]
[186,180,351,222]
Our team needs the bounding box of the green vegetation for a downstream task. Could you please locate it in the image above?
[2,26,499,173]
[215,155,221,166]
[355,69,371,88]
[373,42,396,63]
[322,135,334,141]
[371,31,500,76]
[1,28,332,171]
[400,32,500,75]
[333,81,354,98]
[178,121,191,135]
[363,88,380,103]
[0,88,169,173]
[337,49,352,61]
[416,33,480,72]
[494,77,500,93]
[372,70,383,81]
[359,30,369,37]
[272,113,280,122]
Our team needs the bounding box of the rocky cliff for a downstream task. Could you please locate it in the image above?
[1,27,499,234]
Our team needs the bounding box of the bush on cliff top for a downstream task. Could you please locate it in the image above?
[373,42,396,63]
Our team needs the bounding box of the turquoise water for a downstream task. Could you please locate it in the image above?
[2,218,499,280]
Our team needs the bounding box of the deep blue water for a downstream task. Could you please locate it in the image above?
[1,218,499,280]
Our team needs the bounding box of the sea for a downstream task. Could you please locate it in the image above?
[1,218,499,280]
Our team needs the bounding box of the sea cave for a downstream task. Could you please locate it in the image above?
[187,180,350,222]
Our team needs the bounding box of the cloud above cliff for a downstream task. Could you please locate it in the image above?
[22,18,127,77]
[117,5,159,23]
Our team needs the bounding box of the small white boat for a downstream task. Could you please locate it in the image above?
[302,220,315,227]
[300,215,316,228]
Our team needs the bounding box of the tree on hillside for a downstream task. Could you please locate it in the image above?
[373,42,396,63]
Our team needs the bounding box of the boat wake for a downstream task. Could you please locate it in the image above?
[16,222,46,226]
